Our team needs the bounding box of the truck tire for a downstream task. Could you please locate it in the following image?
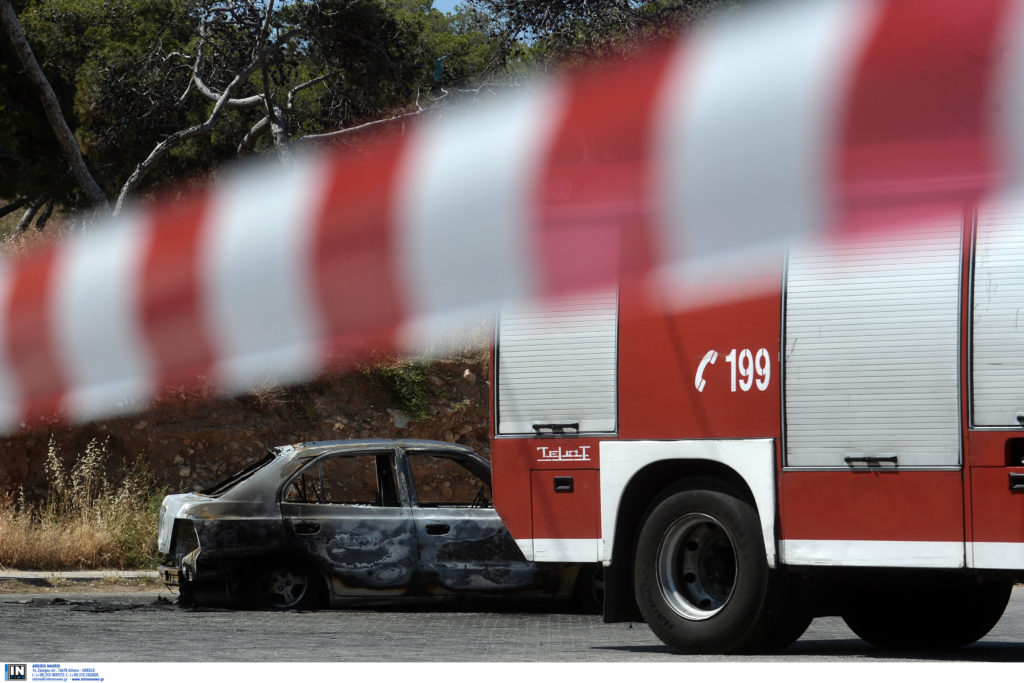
[633,484,790,653]
[842,574,1011,649]
[758,574,815,652]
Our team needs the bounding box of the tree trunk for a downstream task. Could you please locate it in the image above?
[0,0,109,212]
[13,195,45,237]
[35,198,54,231]
[0,197,29,220]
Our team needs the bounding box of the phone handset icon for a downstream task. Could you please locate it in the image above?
[695,350,718,393]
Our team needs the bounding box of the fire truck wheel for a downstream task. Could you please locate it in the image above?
[633,484,786,654]
[759,574,815,652]
[842,575,1012,649]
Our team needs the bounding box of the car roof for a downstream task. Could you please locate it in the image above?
[275,438,480,462]
[211,439,489,502]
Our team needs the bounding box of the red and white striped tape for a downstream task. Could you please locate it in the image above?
[2,0,1023,430]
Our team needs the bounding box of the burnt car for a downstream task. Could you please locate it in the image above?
[158,439,599,609]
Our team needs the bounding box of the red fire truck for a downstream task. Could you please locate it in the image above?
[489,199,1024,653]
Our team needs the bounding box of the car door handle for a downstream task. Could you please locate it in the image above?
[426,524,450,535]
[294,522,320,535]
[1010,473,1024,492]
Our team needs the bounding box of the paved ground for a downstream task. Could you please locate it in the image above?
[0,578,1022,663]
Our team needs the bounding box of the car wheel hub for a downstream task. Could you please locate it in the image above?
[268,569,307,606]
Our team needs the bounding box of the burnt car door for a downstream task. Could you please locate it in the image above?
[279,448,418,596]
[402,447,546,593]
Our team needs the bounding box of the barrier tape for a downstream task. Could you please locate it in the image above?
[2,0,1022,430]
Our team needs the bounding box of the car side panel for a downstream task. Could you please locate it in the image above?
[411,507,567,594]
[194,517,290,559]
[280,501,418,596]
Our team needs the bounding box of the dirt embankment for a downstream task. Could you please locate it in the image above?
[0,356,490,499]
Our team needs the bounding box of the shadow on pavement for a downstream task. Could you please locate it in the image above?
[591,638,1024,662]
[787,639,1024,663]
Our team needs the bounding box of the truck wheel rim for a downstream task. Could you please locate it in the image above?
[656,513,737,621]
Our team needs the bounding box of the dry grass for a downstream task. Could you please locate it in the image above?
[0,437,166,571]
[249,383,292,409]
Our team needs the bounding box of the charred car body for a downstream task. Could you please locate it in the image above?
[158,439,596,609]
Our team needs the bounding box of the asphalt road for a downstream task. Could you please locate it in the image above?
[0,587,1023,663]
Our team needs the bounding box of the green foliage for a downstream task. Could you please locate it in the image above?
[113,488,168,569]
[463,0,734,69]
[426,4,505,87]
[2,0,199,206]
[372,360,435,422]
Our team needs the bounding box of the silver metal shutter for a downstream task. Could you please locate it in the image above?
[974,196,1024,426]
[496,289,617,435]
[785,224,962,467]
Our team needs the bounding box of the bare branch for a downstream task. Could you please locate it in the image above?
[191,12,263,108]
[0,197,29,221]
[254,1,293,163]
[260,60,291,164]
[114,56,264,215]
[286,72,332,112]
[193,65,263,108]
[273,26,306,48]
[254,0,276,62]
[176,73,196,107]
[0,0,109,212]
[299,109,426,145]
[237,116,269,155]
[192,77,263,108]
[163,51,193,62]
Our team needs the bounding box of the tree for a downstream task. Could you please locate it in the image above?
[0,0,107,213]
[0,0,197,226]
[114,0,505,212]
[463,0,734,70]
[1,0,504,226]
[4,0,716,227]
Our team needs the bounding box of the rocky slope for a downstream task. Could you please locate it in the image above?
[0,355,490,499]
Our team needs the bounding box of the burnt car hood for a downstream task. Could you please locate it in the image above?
[157,492,207,554]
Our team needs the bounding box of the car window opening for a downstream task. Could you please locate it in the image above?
[406,451,492,508]
[284,452,398,506]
